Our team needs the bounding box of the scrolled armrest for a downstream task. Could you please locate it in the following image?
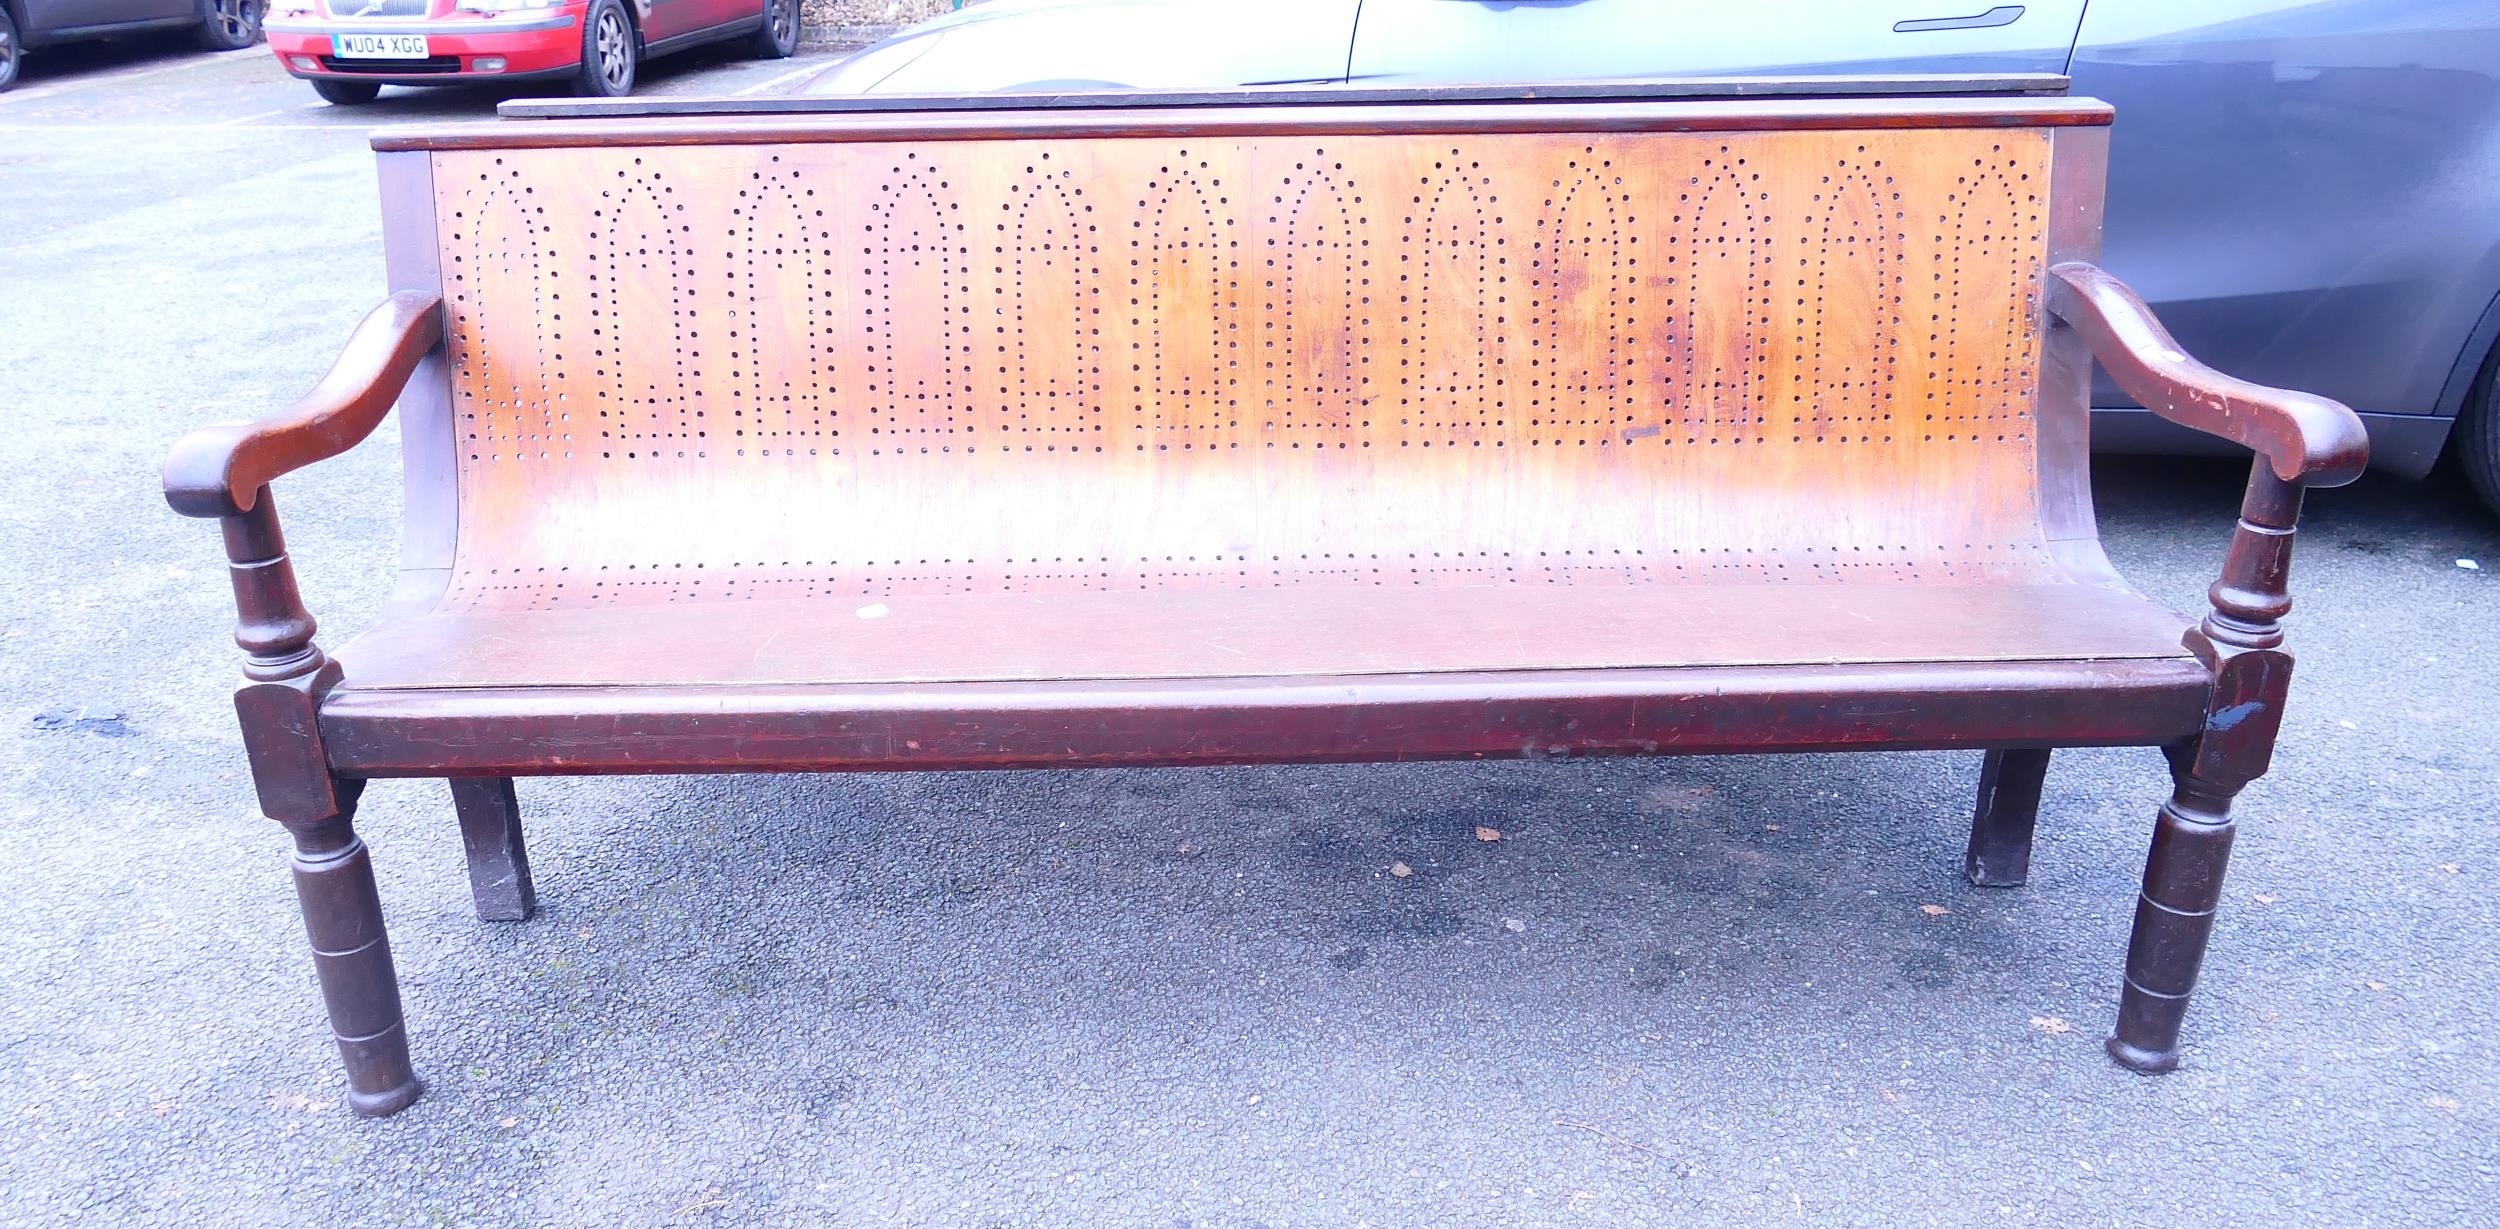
[2045,262,2368,488]
[163,292,444,519]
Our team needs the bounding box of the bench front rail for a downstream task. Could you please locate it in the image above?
[164,93,2364,1116]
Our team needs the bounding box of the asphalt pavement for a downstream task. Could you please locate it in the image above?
[2,35,2497,1229]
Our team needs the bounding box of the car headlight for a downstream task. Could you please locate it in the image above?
[454,0,565,13]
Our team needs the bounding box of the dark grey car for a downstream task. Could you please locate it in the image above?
[0,0,262,89]
[806,0,2500,511]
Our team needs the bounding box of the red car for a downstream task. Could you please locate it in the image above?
[264,0,797,104]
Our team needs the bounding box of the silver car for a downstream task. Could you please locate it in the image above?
[808,0,2500,512]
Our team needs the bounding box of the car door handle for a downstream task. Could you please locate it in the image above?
[1893,4,2023,33]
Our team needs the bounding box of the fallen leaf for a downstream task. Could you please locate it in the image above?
[1389,861,1413,878]
[1177,843,1195,855]
[2439,863,2460,874]
[2254,893,2279,905]
[2428,1096,2461,1112]
[671,1190,729,1217]
[1879,1088,1901,1104]
[1474,825,1502,843]
[2029,1016,2073,1035]
[1919,904,1950,917]
[498,1115,519,1128]
[2366,981,2389,991]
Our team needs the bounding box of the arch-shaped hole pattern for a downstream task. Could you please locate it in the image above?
[433,130,2057,613]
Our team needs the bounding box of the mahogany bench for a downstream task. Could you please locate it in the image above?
[164,83,2366,1116]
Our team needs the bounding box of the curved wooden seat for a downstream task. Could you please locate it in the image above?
[337,581,2191,690]
[331,97,2209,767]
[321,578,2208,775]
[366,102,2161,693]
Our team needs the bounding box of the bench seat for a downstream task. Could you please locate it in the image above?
[318,582,2208,775]
[317,659,2216,777]
[336,582,2194,690]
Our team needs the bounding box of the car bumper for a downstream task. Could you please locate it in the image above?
[267,16,582,82]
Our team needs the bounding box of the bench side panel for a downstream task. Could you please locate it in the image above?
[2036,123,2113,569]
[378,148,459,613]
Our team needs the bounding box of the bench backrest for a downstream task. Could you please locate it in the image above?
[371,93,2115,615]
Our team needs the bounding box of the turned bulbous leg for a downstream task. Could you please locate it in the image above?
[2106,771,2238,1074]
[286,809,423,1117]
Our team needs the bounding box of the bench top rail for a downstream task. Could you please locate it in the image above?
[379,94,2110,151]
[486,74,2077,123]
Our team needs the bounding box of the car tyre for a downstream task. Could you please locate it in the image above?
[749,0,799,59]
[2460,347,2500,516]
[311,78,382,105]
[576,0,637,97]
[197,0,264,51]
[0,6,22,94]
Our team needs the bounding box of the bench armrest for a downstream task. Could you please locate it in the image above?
[2045,262,2369,488]
[2050,264,2357,788]
[162,292,444,519]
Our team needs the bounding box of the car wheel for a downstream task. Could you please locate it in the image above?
[749,0,799,59]
[1,7,22,94]
[2460,346,2500,516]
[575,0,637,98]
[311,78,381,105]
[197,0,264,51]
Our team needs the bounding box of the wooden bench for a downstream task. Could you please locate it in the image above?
[164,81,2366,1117]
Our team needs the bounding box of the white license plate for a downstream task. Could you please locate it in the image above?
[333,33,430,58]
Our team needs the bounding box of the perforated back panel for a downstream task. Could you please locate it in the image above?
[429,125,2055,614]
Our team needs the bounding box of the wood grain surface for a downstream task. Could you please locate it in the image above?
[419,123,2073,658]
[317,658,2216,777]
[334,581,2189,690]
